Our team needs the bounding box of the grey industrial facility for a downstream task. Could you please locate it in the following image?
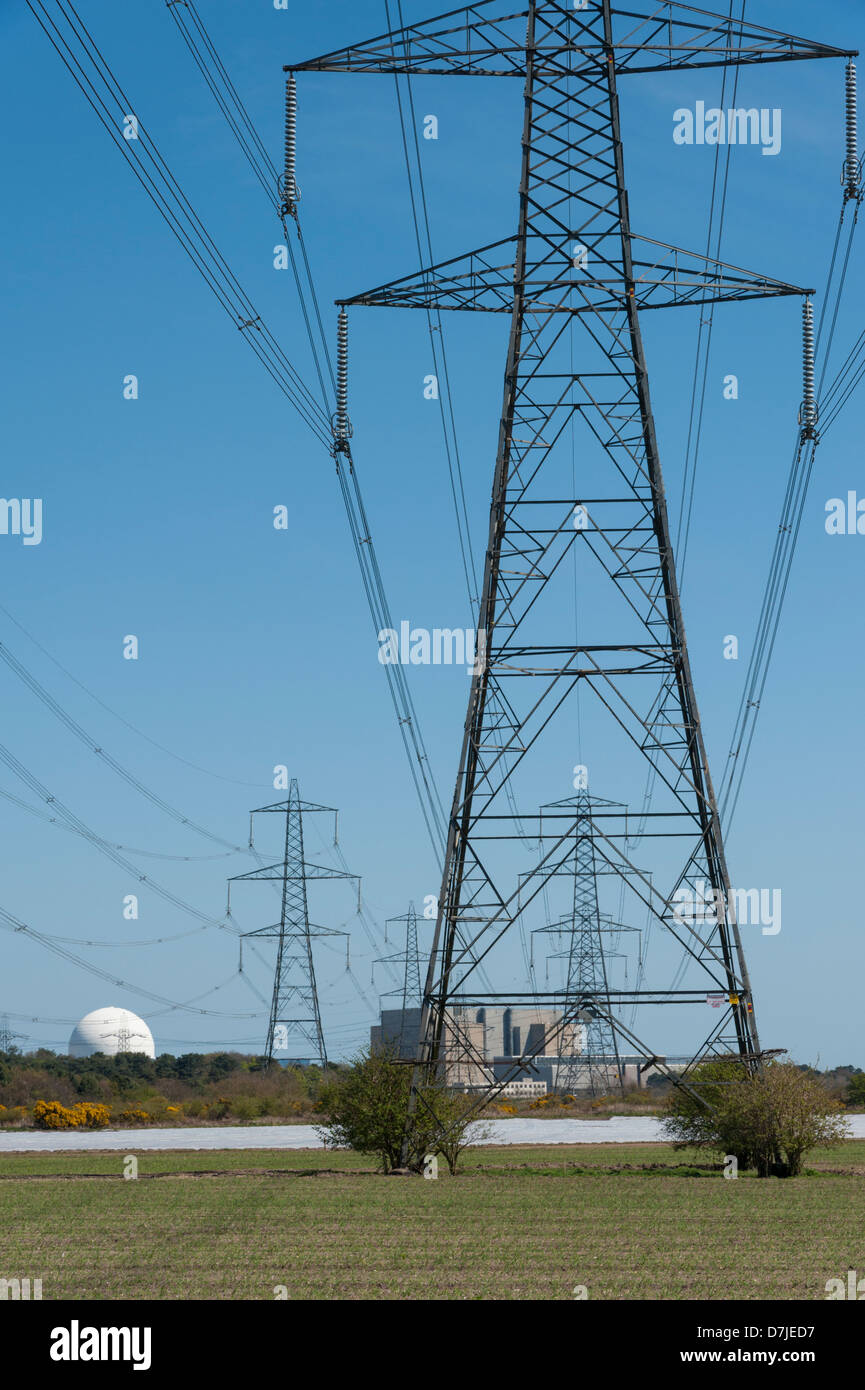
[371,1005,674,1093]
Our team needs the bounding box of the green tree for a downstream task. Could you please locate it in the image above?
[664,1059,848,1176]
[730,1064,848,1176]
[206,1053,242,1084]
[845,1073,865,1109]
[663,1056,753,1164]
[317,1048,457,1173]
[175,1053,208,1085]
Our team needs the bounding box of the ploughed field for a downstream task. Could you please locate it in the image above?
[1,1141,863,1300]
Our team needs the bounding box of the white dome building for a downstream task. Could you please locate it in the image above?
[68,1007,156,1060]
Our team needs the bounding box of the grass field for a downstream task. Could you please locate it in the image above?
[2,1141,864,1300]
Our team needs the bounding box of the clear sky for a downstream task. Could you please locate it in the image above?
[0,0,862,1067]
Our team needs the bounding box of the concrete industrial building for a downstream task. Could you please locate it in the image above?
[370,1004,668,1091]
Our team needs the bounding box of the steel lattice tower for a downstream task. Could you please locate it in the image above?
[533,791,626,1095]
[373,903,423,1053]
[229,781,358,1068]
[290,3,854,1106]
[0,1015,27,1052]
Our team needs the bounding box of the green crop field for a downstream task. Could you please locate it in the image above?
[1,1142,864,1300]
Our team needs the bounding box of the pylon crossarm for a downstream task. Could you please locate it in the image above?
[341,236,809,314]
[230,862,357,883]
[288,2,853,79]
[611,4,855,75]
[251,797,338,816]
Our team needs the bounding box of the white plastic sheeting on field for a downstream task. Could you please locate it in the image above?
[1,1114,863,1152]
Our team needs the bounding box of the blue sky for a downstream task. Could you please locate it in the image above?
[0,0,862,1067]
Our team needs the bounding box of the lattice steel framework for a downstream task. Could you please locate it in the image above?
[290,3,854,1105]
[229,781,357,1068]
[0,1015,27,1053]
[374,903,424,1053]
[532,791,628,1095]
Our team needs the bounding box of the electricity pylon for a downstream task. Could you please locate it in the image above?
[531,791,632,1096]
[372,902,423,1053]
[0,1015,27,1052]
[102,1020,150,1054]
[229,781,359,1068]
[289,3,854,1108]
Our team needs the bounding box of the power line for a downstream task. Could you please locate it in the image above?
[0,905,262,1018]
[675,0,746,587]
[0,784,240,861]
[162,0,449,861]
[0,638,249,852]
[0,603,271,791]
[26,0,333,448]
[0,737,242,937]
[384,0,478,609]
[720,205,861,827]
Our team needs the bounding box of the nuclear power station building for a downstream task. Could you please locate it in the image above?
[371,1005,667,1093]
[68,1007,156,1060]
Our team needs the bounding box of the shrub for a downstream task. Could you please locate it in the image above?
[664,1059,849,1176]
[622,1086,658,1105]
[33,1100,79,1130]
[33,1100,110,1130]
[200,1065,308,1116]
[729,1065,848,1176]
[528,1093,573,1109]
[266,1093,305,1119]
[75,1102,110,1129]
[317,1049,486,1174]
[1,1105,29,1127]
[317,1048,439,1172]
[117,1108,151,1126]
[663,1056,753,1162]
[34,1100,73,1129]
[129,1096,176,1124]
